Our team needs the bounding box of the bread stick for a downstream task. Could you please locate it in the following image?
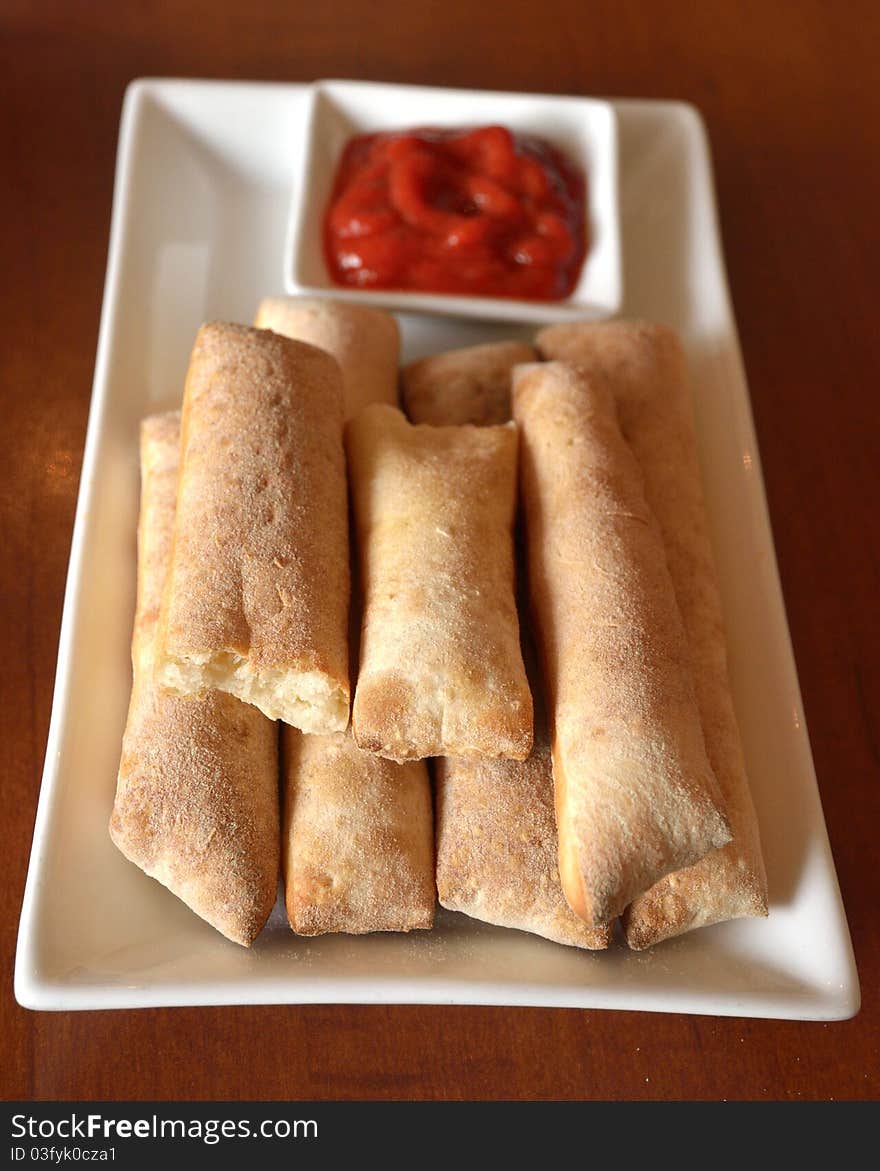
[347,404,532,761]
[513,361,731,927]
[110,412,279,947]
[254,297,399,419]
[155,323,350,732]
[536,321,768,946]
[283,729,435,934]
[402,340,536,426]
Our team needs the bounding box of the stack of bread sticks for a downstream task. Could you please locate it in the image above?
[110,298,768,953]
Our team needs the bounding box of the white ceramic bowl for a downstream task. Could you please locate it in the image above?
[284,79,621,323]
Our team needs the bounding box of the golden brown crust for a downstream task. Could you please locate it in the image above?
[282,729,435,934]
[436,743,611,950]
[254,297,400,419]
[155,323,350,732]
[346,404,533,761]
[513,361,731,927]
[110,412,280,947]
[536,321,768,946]
[402,340,536,426]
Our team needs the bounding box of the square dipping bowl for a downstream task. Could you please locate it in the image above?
[285,79,621,323]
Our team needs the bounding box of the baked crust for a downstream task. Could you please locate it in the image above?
[536,321,768,945]
[254,297,400,419]
[155,323,350,732]
[402,340,536,426]
[513,361,731,927]
[109,412,280,947]
[282,729,435,934]
[346,404,533,761]
[436,742,611,950]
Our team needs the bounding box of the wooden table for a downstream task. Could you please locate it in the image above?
[2,0,878,1101]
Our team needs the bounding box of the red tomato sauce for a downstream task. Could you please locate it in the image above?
[324,126,587,301]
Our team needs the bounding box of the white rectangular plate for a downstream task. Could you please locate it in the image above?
[15,79,859,1018]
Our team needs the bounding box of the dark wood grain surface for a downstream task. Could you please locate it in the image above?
[2,0,878,1101]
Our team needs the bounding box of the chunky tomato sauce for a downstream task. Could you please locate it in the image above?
[324,126,587,301]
